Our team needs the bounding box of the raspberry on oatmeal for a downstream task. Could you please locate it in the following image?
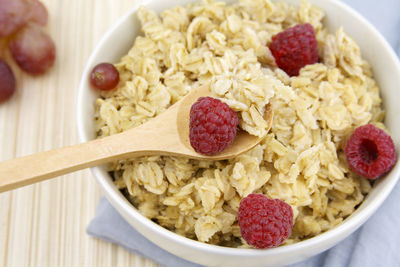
[345,124,396,179]
[238,194,293,248]
[269,23,319,76]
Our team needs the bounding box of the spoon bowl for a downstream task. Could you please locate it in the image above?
[176,83,273,160]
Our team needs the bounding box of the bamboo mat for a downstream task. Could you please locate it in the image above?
[0,0,157,266]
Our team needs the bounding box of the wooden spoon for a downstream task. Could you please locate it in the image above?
[0,83,273,193]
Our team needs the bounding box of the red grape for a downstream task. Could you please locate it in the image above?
[0,0,31,37]
[0,59,16,103]
[90,63,120,90]
[29,0,48,26]
[8,23,56,75]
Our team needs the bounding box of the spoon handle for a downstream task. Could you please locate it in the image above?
[0,109,183,193]
[0,138,106,192]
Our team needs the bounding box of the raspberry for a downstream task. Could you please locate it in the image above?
[189,97,239,155]
[238,194,293,249]
[269,23,318,76]
[344,124,396,180]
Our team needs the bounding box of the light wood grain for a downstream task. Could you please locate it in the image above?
[0,0,158,266]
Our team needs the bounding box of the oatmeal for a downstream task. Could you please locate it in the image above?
[95,0,385,247]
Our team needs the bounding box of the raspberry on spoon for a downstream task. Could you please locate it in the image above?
[189,96,239,155]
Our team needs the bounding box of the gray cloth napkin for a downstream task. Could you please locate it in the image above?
[87,0,400,266]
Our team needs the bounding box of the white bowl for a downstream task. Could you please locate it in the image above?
[77,0,400,266]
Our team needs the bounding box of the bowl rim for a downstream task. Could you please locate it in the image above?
[76,0,400,258]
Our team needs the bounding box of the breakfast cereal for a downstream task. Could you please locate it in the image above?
[94,0,384,247]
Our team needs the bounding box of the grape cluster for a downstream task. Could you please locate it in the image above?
[0,0,55,103]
